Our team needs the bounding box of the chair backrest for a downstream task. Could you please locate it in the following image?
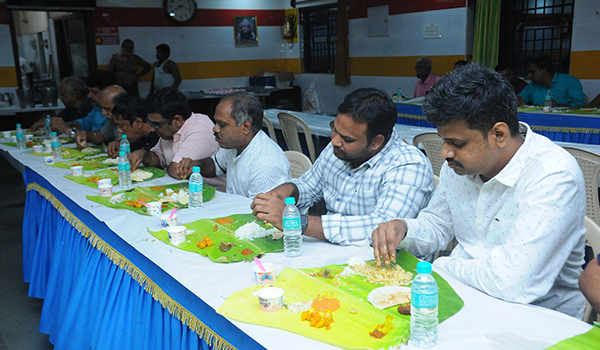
[563,146,600,226]
[285,150,312,178]
[262,115,278,143]
[413,132,445,176]
[582,216,600,323]
[277,112,316,163]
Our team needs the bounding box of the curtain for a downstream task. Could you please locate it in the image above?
[472,0,501,69]
[335,0,350,86]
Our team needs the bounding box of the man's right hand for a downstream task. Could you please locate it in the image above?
[516,95,525,106]
[106,139,120,158]
[371,220,408,268]
[50,117,71,135]
[128,149,145,171]
[75,130,87,148]
[30,118,46,132]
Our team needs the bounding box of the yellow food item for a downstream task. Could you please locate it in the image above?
[86,176,101,182]
[197,241,207,249]
[351,261,413,286]
[301,309,334,330]
[312,293,341,312]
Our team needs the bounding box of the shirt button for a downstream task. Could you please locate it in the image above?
[348,173,351,177]
[337,198,340,202]
[475,220,482,226]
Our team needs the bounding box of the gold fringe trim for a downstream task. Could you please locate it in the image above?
[398,113,600,135]
[26,183,238,350]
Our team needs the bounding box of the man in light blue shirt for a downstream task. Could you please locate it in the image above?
[251,88,434,246]
[517,56,585,107]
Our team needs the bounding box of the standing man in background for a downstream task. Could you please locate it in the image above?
[150,44,182,94]
[108,39,151,96]
[413,57,441,98]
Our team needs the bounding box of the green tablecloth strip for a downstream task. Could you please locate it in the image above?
[87,182,215,215]
[148,213,284,262]
[30,145,103,159]
[543,324,600,350]
[65,166,165,188]
[217,251,463,349]
[49,155,114,170]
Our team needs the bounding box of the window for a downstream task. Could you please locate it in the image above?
[302,4,337,74]
[498,0,574,76]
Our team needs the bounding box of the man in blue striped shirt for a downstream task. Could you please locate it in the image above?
[251,88,434,246]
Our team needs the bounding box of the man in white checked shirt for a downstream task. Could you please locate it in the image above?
[251,88,434,246]
[372,65,586,318]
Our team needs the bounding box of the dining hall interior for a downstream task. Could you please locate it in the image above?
[1,0,600,349]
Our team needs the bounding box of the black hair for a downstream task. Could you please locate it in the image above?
[145,87,191,120]
[122,39,134,47]
[454,60,468,69]
[61,76,88,98]
[112,95,144,124]
[337,88,397,144]
[423,64,520,138]
[529,56,554,73]
[220,91,263,132]
[156,44,170,58]
[86,70,117,90]
[494,62,513,72]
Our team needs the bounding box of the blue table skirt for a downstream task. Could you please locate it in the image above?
[21,167,264,350]
[396,103,600,144]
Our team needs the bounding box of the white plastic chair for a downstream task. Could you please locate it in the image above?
[583,216,600,324]
[284,150,312,179]
[262,115,278,143]
[413,132,444,176]
[277,112,316,163]
[563,146,600,226]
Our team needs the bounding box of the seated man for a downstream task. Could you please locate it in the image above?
[453,60,468,70]
[517,56,585,107]
[372,65,586,318]
[128,87,220,181]
[49,70,117,135]
[414,57,441,98]
[495,62,528,95]
[589,93,600,106]
[580,255,600,315]
[187,92,291,198]
[252,88,434,246]
[110,95,160,153]
[31,77,92,130]
[74,85,127,157]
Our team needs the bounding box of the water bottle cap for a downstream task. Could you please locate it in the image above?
[16,124,21,128]
[121,134,127,139]
[119,151,126,157]
[284,197,296,205]
[51,132,57,136]
[416,261,432,274]
[192,166,200,172]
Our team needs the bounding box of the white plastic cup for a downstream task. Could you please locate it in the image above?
[159,213,178,228]
[146,201,162,216]
[43,156,54,165]
[166,225,187,245]
[45,144,52,153]
[98,184,113,197]
[32,145,43,153]
[96,178,112,187]
[70,165,84,176]
[253,263,277,286]
[25,134,34,142]
[256,287,284,312]
[2,131,10,138]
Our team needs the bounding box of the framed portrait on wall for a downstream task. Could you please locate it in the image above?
[234,16,258,44]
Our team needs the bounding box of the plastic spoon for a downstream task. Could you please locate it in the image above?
[254,257,266,272]
[168,208,177,219]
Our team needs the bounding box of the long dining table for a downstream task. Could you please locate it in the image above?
[0,139,596,350]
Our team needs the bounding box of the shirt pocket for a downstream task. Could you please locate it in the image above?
[485,216,515,247]
[353,183,377,215]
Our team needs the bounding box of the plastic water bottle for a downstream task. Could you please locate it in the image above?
[410,261,438,348]
[117,151,132,189]
[50,132,62,161]
[283,197,303,257]
[543,90,552,112]
[188,166,203,211]
[120,134,130,155]
[15,123,26,149]
[45,114,51,136]
[397,86,403,100]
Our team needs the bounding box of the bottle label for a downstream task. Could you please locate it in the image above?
[411,292,438,308]
[283,217,301,230]
[46,119,50,127]
[51,141,60,148]
[189,183,203,192]
[118,163,130,171]
[122,144,130,153]
[16,133,24,140]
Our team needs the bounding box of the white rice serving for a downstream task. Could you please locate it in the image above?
[234,222,282,241]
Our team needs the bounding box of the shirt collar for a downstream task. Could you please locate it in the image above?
[488,122,530,187]
[424,73,437,86]
[350,129,400,171]
[172,117,190,143]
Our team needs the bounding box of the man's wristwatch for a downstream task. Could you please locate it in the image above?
[300,214,308,234]
[70,127,77,138]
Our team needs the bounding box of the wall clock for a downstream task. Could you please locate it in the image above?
[163,0,197,25]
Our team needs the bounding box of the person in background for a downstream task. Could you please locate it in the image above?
[110,95,160,153]
[108,39,151,96]
[517,56,585,107]
[453,60,468,70]
[589,93,600,106]
[74,85,127,157]
[149,44,182,94]
[47,70,117,136]
[413,57,441,98]
[371,64,586,318]
[251,88,434,246]
[579,255,600,315]
[188,92,290,198]
[128,87,221,183]
[30,77,93,130]
[495,62,528,95]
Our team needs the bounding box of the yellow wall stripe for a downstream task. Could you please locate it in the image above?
[571,51,600,80]
[0,66,17,87]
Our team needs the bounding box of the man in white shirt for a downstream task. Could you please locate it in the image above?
[372,64,586,318]
[188,92,291,198]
